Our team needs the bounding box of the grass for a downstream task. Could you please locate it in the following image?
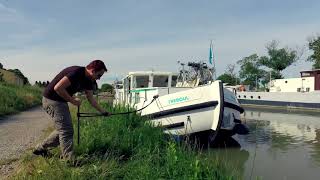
[0,158,19,166]
[0,83,42,116]
[12,101,242,179]
[0,69,18,84]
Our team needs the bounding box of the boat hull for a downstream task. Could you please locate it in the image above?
[114,80,247,144]
[237,91,320,111]
[141,81,224,136]
[139,81,246,139]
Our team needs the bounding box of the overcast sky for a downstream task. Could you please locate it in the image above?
[1,0,320,85]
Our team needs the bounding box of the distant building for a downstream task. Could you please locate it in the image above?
[269,69,320,92]
[0,69,24,86]
[224,83,250,92]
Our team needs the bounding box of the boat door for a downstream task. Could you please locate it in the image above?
[123,76,131,104]
[315,72,320,90]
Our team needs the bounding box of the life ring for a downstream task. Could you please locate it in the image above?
[239,85,246,92]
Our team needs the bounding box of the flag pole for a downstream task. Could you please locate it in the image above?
[209,40,217,80]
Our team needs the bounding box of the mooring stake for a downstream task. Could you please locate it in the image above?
[77,106,80,145]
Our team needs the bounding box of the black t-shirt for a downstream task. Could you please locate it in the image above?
[43,66,95,102]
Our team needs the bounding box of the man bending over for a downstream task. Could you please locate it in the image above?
[33,60,109,160]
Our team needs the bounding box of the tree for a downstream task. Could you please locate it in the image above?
[0,72,3,82]
[259,40,298,79]
[100,83,114,93]
[217,64,240,85]
[7,69,30,85]
[0,62,3,69]
[225,64,236,77]
[307,36,320,69]
[217,73,239,85]
[237,54,267,90]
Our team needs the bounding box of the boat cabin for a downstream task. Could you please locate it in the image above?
[113,71,180,105]
[123,71,178,89]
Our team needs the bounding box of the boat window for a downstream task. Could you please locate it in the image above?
[115,84,123,89]
[297,88,301,92]
[171,75,178,87]
[306,87,310,92]
[301,72,311,77]
[153,75,168,87]
[134,76,149,88]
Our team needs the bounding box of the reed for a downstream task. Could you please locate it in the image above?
[13,100,241,179]
[0,83,42,116]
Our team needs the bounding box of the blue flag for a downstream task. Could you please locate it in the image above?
[209,42,213,64]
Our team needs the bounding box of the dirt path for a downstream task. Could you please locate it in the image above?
[0,106,52,178]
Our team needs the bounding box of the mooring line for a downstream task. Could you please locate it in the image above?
[249,115,258,180]
[76,95,159,145]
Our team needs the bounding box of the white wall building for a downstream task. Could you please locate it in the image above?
[269,70,320,92]
[269,77,315,92]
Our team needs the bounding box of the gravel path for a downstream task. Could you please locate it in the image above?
[0,106,52,178]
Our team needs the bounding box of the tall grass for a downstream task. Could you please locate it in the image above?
[0,83,42,116]
[13,101,241,179]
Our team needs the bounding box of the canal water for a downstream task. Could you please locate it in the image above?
[207,107,320,180]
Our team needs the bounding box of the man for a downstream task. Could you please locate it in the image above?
[33,60,110,160]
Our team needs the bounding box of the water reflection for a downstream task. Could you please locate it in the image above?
[233,107,320,179]
[204,136,249,179]
[242,108,320,147]
[308,129,320,166]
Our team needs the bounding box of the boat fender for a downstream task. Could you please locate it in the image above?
[233,124,249,135]
[232,114,242,124]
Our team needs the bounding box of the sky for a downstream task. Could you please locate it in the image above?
[1,0,320,86]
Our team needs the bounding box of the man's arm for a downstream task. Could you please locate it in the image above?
[85,90,108,114]
[54,76,81,106]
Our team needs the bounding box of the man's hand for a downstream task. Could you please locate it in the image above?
[71,98,82,107]
[85,90,111,116]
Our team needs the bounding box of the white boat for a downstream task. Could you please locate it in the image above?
[236,69,320,111]
[113,62,248,143]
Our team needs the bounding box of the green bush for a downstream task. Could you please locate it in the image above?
[0,83,42,116]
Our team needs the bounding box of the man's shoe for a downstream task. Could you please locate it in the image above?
[32,149,50,158]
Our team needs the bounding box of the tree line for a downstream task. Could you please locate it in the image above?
[35,81,50,87]
[0,63,30,85]
[217,35,320,90]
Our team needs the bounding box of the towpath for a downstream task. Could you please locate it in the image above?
[0,106,51,178]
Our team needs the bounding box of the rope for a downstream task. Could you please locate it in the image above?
[77,95,159,118]
[249,115,258,180]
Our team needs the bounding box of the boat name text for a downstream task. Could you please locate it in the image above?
[168,96,189,104]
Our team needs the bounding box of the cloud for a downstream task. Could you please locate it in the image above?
[0,2,17,13]
[1,0,319,86]
[2,23,316,86]
[0,3,49,51]
[0,2,19,23]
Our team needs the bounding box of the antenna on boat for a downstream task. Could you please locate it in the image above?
[177,60,186,82]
